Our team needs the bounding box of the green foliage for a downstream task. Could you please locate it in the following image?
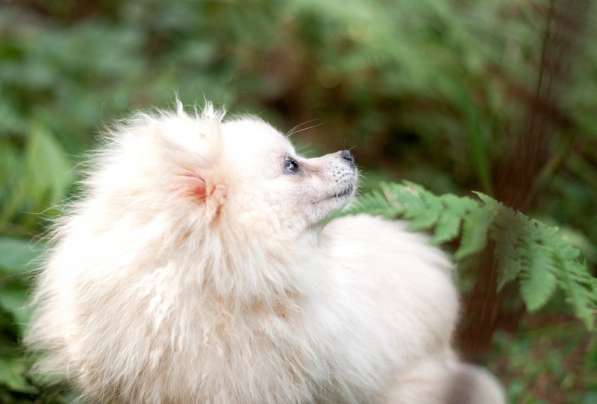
[345,182,596,329]
[1,127,72,233]
[490,327,597,403]
[0,237,44,275]
[0,238,41,400]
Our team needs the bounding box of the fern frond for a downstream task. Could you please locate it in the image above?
[431,195,469,244]
[345,189,401,218]
[519,244,558,311]
[343,181,596,329]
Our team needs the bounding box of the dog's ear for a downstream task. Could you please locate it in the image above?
[168,102,228,219]
[178,168,227,221]
[180,168,226,206]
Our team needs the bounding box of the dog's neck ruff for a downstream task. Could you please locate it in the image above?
[163,214,323,307]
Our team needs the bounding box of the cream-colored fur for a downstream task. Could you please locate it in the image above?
[26,103,505,403]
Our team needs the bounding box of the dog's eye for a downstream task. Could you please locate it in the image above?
[283,156,300,175]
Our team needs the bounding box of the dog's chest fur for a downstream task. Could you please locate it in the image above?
[75,270,368,404]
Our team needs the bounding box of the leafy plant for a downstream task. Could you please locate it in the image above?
[344,181,596,329]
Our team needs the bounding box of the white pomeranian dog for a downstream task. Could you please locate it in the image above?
[26,103,505,404]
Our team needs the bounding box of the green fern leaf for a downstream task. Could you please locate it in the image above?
[454,204,495,260]
[519,245,557,311]
[407,189,442,230]
[494,237,523,291]
[345,190,399,218]
[432,212,461,244]
[560,259,595,329]
[431,195,471,244]
[343,180,596,330]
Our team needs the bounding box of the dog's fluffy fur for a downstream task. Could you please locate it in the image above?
[26,104,505,403]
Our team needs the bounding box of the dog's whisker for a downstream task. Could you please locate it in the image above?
[286,119,322,138]
[289,123,324,138]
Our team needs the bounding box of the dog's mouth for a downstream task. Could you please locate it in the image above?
[320,184,354,202]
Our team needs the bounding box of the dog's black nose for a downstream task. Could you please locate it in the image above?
[340,150,355,166]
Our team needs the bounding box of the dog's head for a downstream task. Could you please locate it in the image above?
[92,103,357,243]
[220,114,357,236]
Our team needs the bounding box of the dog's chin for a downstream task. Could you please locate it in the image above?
[308,184,356,225]
[314,183,356,204]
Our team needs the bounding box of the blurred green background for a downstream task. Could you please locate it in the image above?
[0,0,596,402]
